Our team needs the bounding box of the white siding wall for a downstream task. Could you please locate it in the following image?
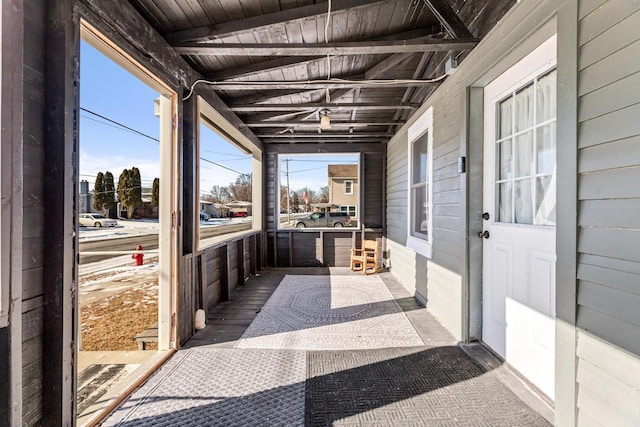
[576,0,640,424]
[385,0,561,341]
[385,0,640,422]
[385,95,464,339]
[576,332,640,426]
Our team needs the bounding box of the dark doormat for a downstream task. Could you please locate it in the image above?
[306,346,551,426]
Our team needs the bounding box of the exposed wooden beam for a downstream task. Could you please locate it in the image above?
[232,103,418,112]
[175,38,479,56]
[200,26,440,81]
[262,138,387,143]
[246,110,319,123]
[388,51,435,133]
[227,89,324,106]
[165,0,383,44]
[245,120,402,127]
[256,132,395,138]
[422,0,474,38]
[365,52,415,78]
[205,80,442,90]
[238,52,415,105]
[326,52,415,101]
[203,56,325,81]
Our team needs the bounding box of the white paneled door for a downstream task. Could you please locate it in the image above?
[482,35,557,399]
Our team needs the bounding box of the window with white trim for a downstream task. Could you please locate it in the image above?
[197,97,261,248]
[495,68,557,226]
[344,180,353,195]
[407,107,433,258]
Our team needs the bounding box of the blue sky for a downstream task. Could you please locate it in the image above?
[80,40,357,195]
[80,40,254,195]
[80,40,161,189]
[279,155,359,193]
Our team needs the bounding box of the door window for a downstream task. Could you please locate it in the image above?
[495,69,556,226]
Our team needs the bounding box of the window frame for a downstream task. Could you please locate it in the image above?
[493,67,557,227]
[406,107,434,258]
[343,180,353,195]
[276,152,360,230]
[195,97,262,249]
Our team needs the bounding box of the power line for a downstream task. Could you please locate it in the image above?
[200,157,244,175]
[282,166,327,174]
[285,159,357,163]
[80,107,160,143]
[81,108,250,180]
[200,149,251,159]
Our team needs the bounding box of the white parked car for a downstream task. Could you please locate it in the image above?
[79,213,117,227]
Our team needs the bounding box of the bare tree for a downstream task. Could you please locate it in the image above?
[228,173,252,201]
[318,185,330,203]
[210,185,231,204]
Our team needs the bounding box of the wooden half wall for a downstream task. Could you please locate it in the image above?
[263,143,386,268]
[178,232,262,344]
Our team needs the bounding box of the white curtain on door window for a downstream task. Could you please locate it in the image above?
[536,71,556,124]
[534,71,557,225]
[514,85,535,224]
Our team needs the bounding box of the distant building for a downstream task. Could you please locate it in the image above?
[79,180,96,213]
[328,164,358,218]
[137,186,158,218]
[310,202,339,213]
[200,200,227,218]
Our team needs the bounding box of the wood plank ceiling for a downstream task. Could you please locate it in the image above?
[129,0,515,145]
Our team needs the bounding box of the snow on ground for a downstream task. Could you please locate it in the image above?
[79,257,159,306]
[78,216,251,304]
[78,218,159,242]
[78,217,250,242]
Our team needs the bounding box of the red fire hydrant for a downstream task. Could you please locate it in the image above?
[132,245,144,266]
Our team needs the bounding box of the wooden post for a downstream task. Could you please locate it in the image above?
[220,245,229,301]
[249,234,257,275]
[0,0,24,423]
[42,0,78,424]
[237,239,245,286]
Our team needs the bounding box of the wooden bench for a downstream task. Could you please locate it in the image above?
[133,323,158,350]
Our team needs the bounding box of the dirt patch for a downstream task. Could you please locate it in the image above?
[81,279,158,351]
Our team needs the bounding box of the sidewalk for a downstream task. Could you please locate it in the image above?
[101,268,553,426]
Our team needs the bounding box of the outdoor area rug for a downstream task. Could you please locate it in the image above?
[235,274,424,350]
[102,348,306,426]
[306,346,551,426]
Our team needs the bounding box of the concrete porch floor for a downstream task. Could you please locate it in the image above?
[101,267,554,426]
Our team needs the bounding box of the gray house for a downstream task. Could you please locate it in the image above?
[1,0,638,425]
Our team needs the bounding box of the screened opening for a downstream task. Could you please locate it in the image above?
[278,154,359,229]
[77,22,177,426]
[197,98,259,248]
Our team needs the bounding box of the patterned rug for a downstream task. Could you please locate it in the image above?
[235,275,424,350]
[102,349,306,427]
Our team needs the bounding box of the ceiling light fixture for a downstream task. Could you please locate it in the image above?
[319,109,331,130]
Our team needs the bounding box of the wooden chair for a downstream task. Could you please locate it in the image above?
[350,239,378,274]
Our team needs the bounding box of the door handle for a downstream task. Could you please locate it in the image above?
[482,212,490,220]
[477,230,490,239]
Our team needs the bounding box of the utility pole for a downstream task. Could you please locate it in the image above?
[285,158,291,225]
